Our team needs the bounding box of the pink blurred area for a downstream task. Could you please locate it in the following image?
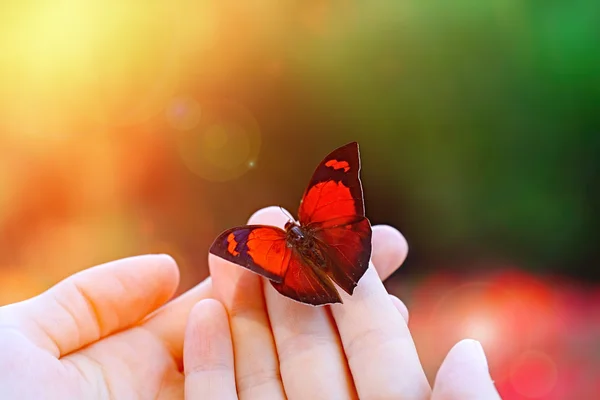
[390,268,600,399]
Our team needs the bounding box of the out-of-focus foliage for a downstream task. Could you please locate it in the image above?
[0,1,598,398]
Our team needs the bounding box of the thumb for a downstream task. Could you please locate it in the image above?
[431,339,502,400]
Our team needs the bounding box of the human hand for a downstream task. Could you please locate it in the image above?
[0,208,502,400]
[183,206,502,399]
[0,254,214,399]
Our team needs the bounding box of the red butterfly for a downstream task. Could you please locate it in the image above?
[209,142,372,305]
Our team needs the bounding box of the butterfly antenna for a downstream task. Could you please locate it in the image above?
[279,206,294,223]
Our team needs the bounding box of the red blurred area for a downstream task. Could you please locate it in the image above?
[390,268,600,399]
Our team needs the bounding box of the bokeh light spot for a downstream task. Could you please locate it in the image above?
[427,280,535,382]
[510,351,558,398]
[203,123,231,151]
[175,101,261,182]
[166,96,202,131]
[463,313,498,346]
[201,122,251,170]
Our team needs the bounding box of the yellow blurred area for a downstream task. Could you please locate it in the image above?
[0,0,263,132]
[0,0,263,301]
[0,0,182,129]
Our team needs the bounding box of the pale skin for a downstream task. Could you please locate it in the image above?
[0,206,501,399]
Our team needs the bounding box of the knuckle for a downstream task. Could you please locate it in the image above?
[236,366,282,395]
[185,361,233,377]
[344,327,397,362]
[277,331,339,364]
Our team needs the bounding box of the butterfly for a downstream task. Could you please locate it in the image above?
[209,142,372,305]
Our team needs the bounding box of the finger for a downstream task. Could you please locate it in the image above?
[372,224,411,325]
[260,207,408,399]
[258,206,355,399]
[331,264,431,399]
[141,277,212,367]
[389,294,409,323]
[371,225,408,280]
[432,339,501,400]
[185,299,237,400]
[209,208,286,399]
[5,254,179,357]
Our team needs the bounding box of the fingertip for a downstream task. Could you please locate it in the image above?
[22,254,183,357]
[248,206,291,228]
[118,254,180,290]
[98,254,181,305]
[115,253,178,272]
[143,254,181,302]
[141,277,213,368]
[184,299,236,398]
[208,251,243,283]
[443,339,489,371]
[188,298,229,331]
[156,253,181,290]
[183,299,233,376]
[155,253,179,266]
[371,225,409,279]
[185,299,231,362]
[389,295,409,323]
[432,339,501,400]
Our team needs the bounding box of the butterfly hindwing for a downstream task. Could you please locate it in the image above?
[308,215,372,295]
[209,225,291,283]
[270,252,342,305]
[298,142,365,225]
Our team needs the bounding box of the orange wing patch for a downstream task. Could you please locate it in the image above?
[227,232,240,256]
[210,226,289,283]
[325,159,350,172]
[246,228,291,278]
[300,180,356,223]
[298,142,364,225]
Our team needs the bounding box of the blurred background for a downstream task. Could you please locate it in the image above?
[0,0,598,398]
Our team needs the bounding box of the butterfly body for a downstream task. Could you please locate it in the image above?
[210,142,372,306]
[284,221,331,272]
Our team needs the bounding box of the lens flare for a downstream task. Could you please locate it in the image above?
[175,100,261,182]
[462,313,499,346]
[425,280,534,382]
[166,96,202,131]
[510,351,558,398]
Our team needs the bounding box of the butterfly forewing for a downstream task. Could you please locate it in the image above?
[298,142,365,225]
[297,142,372,297]
[209,225,291,283]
